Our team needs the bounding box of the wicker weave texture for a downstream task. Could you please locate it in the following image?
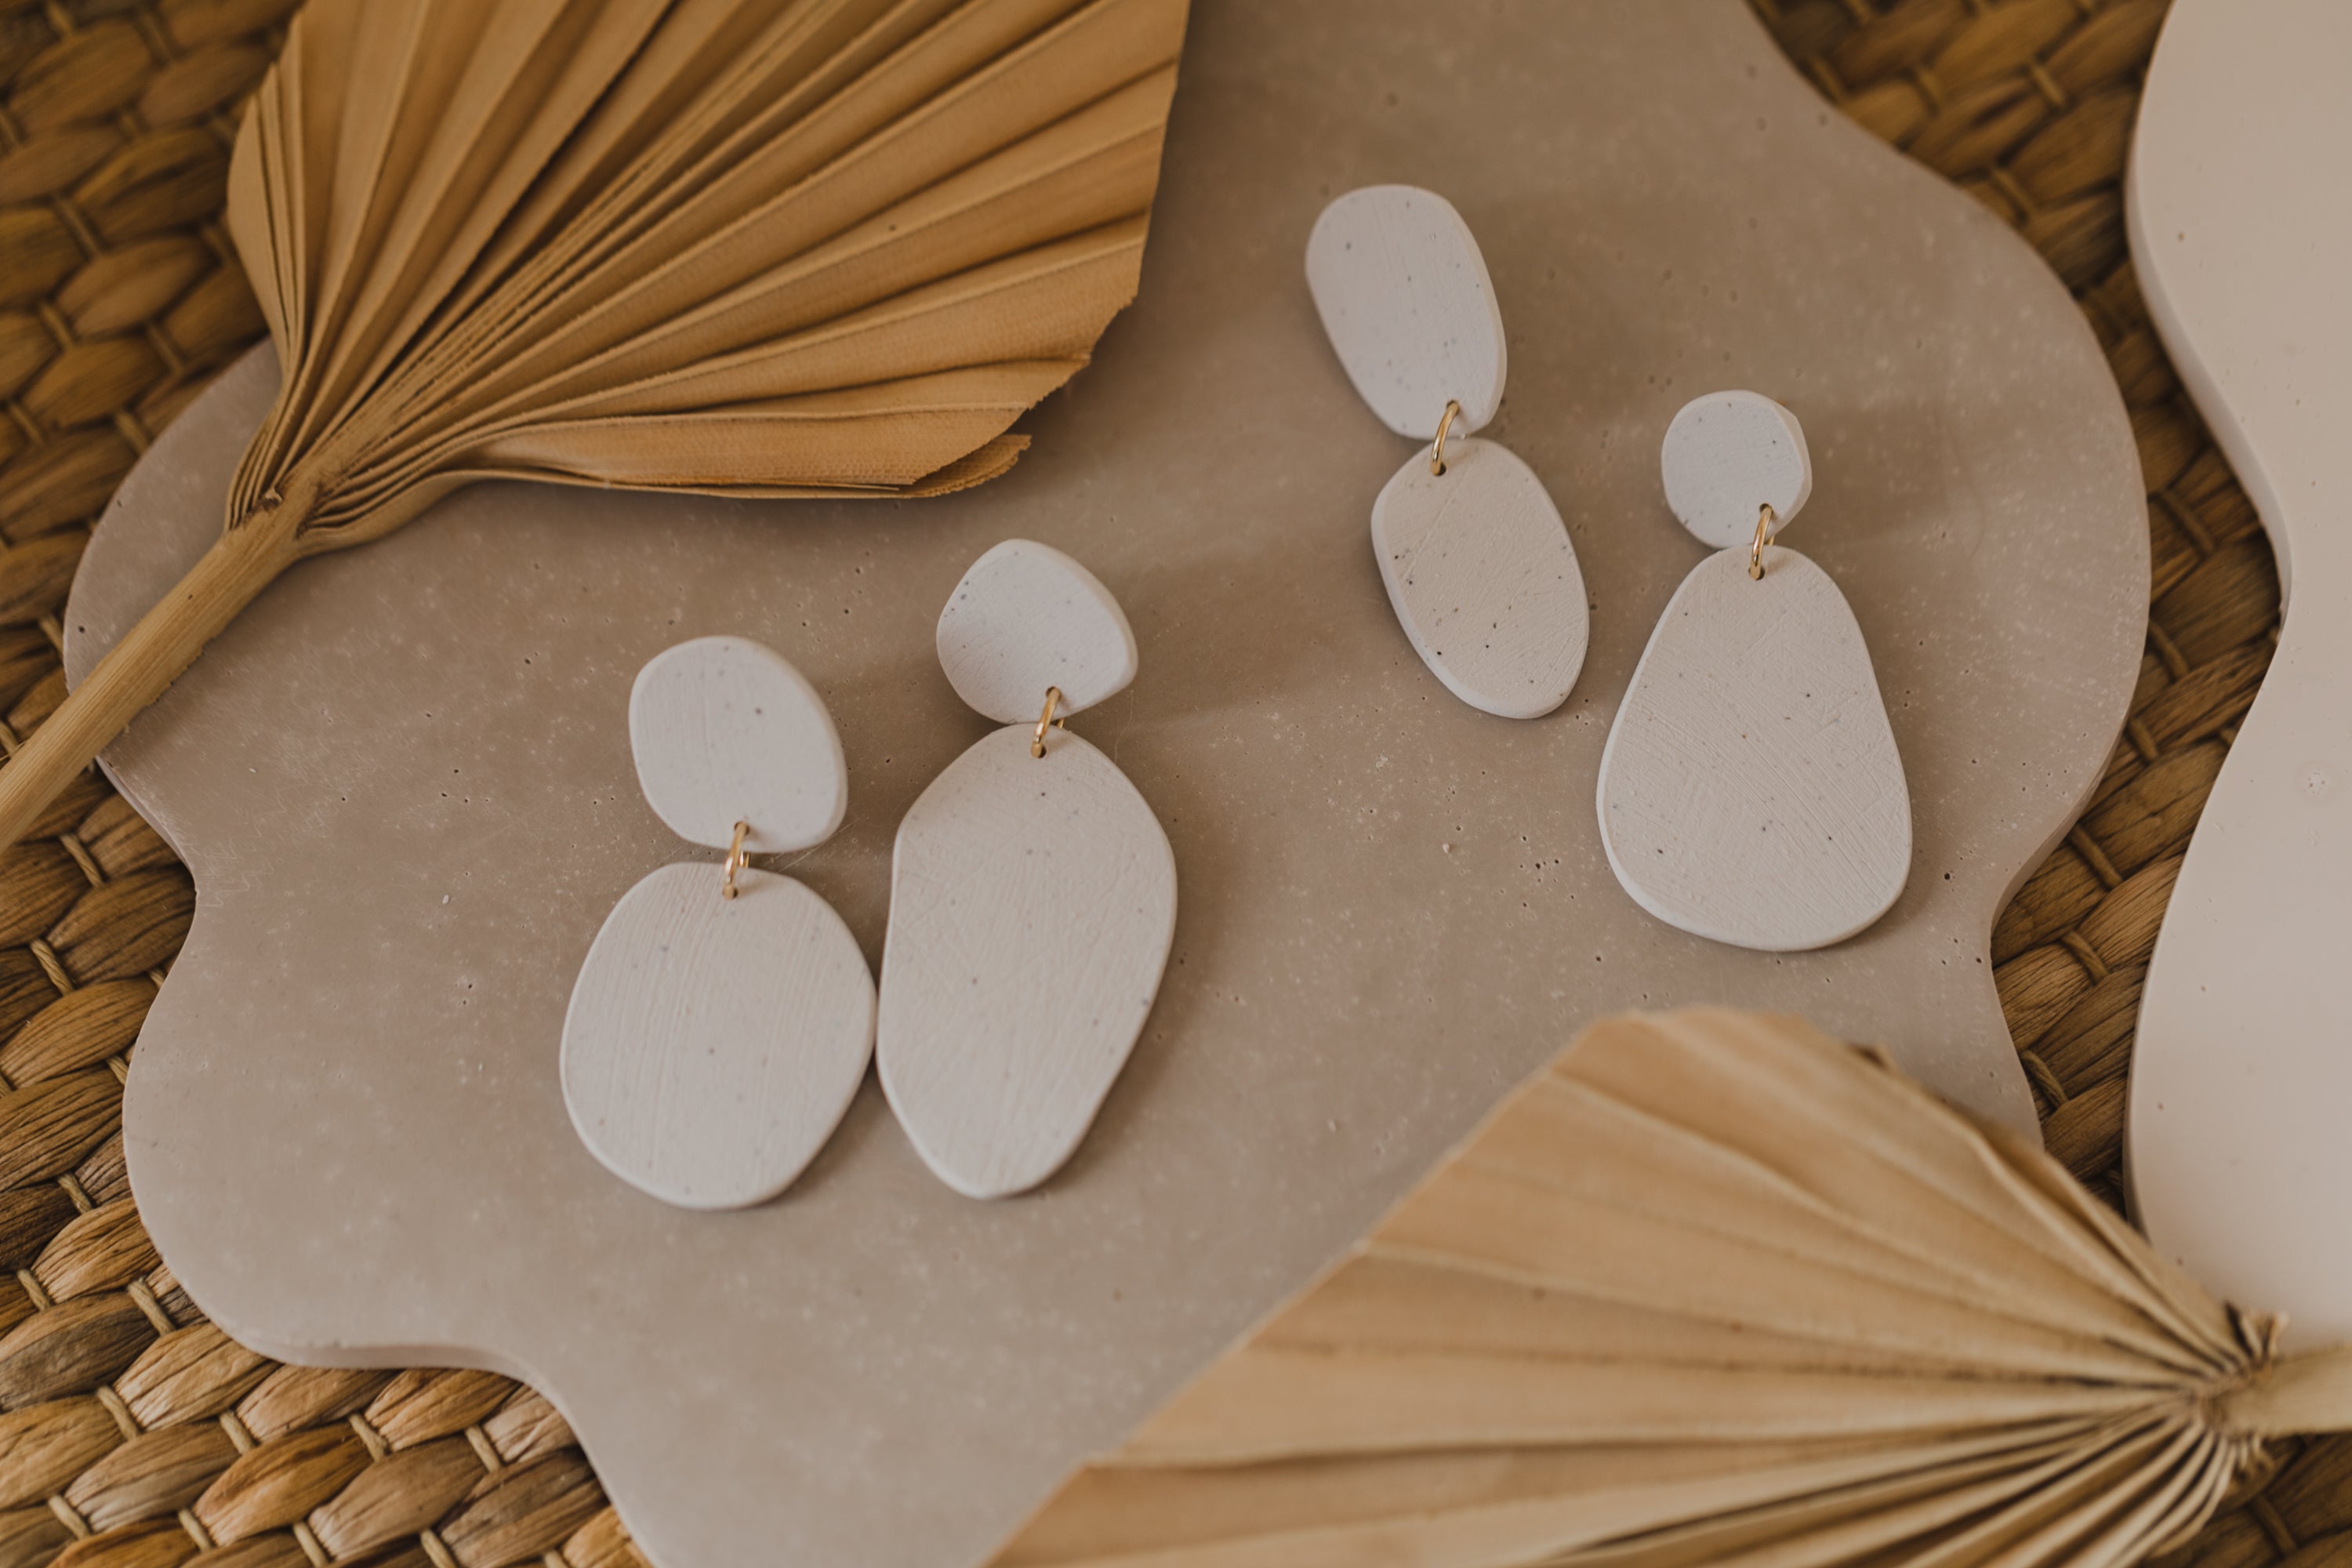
[0,3,643,1567]
[1751,4,2329,1563]
[0,0,2319,1564]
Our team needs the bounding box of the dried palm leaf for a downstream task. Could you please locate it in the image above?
[988,1009,2352,1568]
[0,0,1189,844]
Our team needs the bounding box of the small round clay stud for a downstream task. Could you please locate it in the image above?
[879,542,1177,1200]
[1306,184,1588,719]
[1596,393,1910,952]
[563,637,873,1210]
[936,539,1138,723]
[1660,390,1813,549]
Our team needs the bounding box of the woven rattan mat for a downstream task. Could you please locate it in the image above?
[0,2,2318,1564]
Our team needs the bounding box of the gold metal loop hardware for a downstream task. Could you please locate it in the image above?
[720,820,750,899]
[1032,686,1065,758]
[1428,399,1463,477]
[1748,503,1778,581]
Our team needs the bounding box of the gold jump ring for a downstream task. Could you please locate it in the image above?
[1428,399,1463,477]
[721,820,750,900]
[1032,686,1064,758]
[1748,503,1777,581]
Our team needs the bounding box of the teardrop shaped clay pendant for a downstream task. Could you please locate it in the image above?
[562,637,875,1209]
[879,542,1178,1200]
[1596,392,1911,952]
[1307,185,1588,719]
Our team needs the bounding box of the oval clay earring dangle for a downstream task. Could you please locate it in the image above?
[1596,391,1911,952]
[562,637,875,1210]
[878,540,1178,1200]
[1305,185,1589,719]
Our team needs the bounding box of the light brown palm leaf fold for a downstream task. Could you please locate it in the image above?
[0,0,1189,846]
[989,1010,2352,1568]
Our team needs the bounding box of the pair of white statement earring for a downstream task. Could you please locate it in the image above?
[1308,184,1911,953]
[561,540,1178,1210]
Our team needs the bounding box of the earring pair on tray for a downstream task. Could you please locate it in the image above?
[1308,184,1912,954]
[561,541,1178,1210]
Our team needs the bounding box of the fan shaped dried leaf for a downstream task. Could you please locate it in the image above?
[0,0,1189,844]
[986,1010,2352,1568]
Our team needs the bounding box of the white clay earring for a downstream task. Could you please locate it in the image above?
[1595,391,1911,952]
[877,540,1178,1200]
[1305,184,1589,719]
[562,637,875,1210]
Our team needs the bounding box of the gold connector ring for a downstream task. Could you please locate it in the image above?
[1748,503,1777,581]
[721,820,750,899]
[1032,686,1064,758]
[1428,399,1463,477]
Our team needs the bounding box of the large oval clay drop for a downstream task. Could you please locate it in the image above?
[1596,546,1910,951]
[878,725,1177,1199]
[563,865,875,1210]
[1371,437,1588,718]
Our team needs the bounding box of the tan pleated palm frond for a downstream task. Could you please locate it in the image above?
[989,1010,2352,1568]
[0,0,1189,847]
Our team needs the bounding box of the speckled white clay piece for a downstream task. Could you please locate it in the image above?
[1602,392,1907,951]
[1370,437,1589,719]
[564,865,876,1210]
[1598,546,1911,951]
[565,637,873,1210]
[878,725,1178,1200]
[1662,390,1813,549]
[936,539,1138,724]
[1308,185,1586,720]
[1305,185,1507,438]
[881,546,1177,1200]
[630,636,846,854]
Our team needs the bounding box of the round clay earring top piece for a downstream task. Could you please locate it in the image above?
[630,636,847,855]
[1661,390,1813,549]
[937,539,1138,724]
